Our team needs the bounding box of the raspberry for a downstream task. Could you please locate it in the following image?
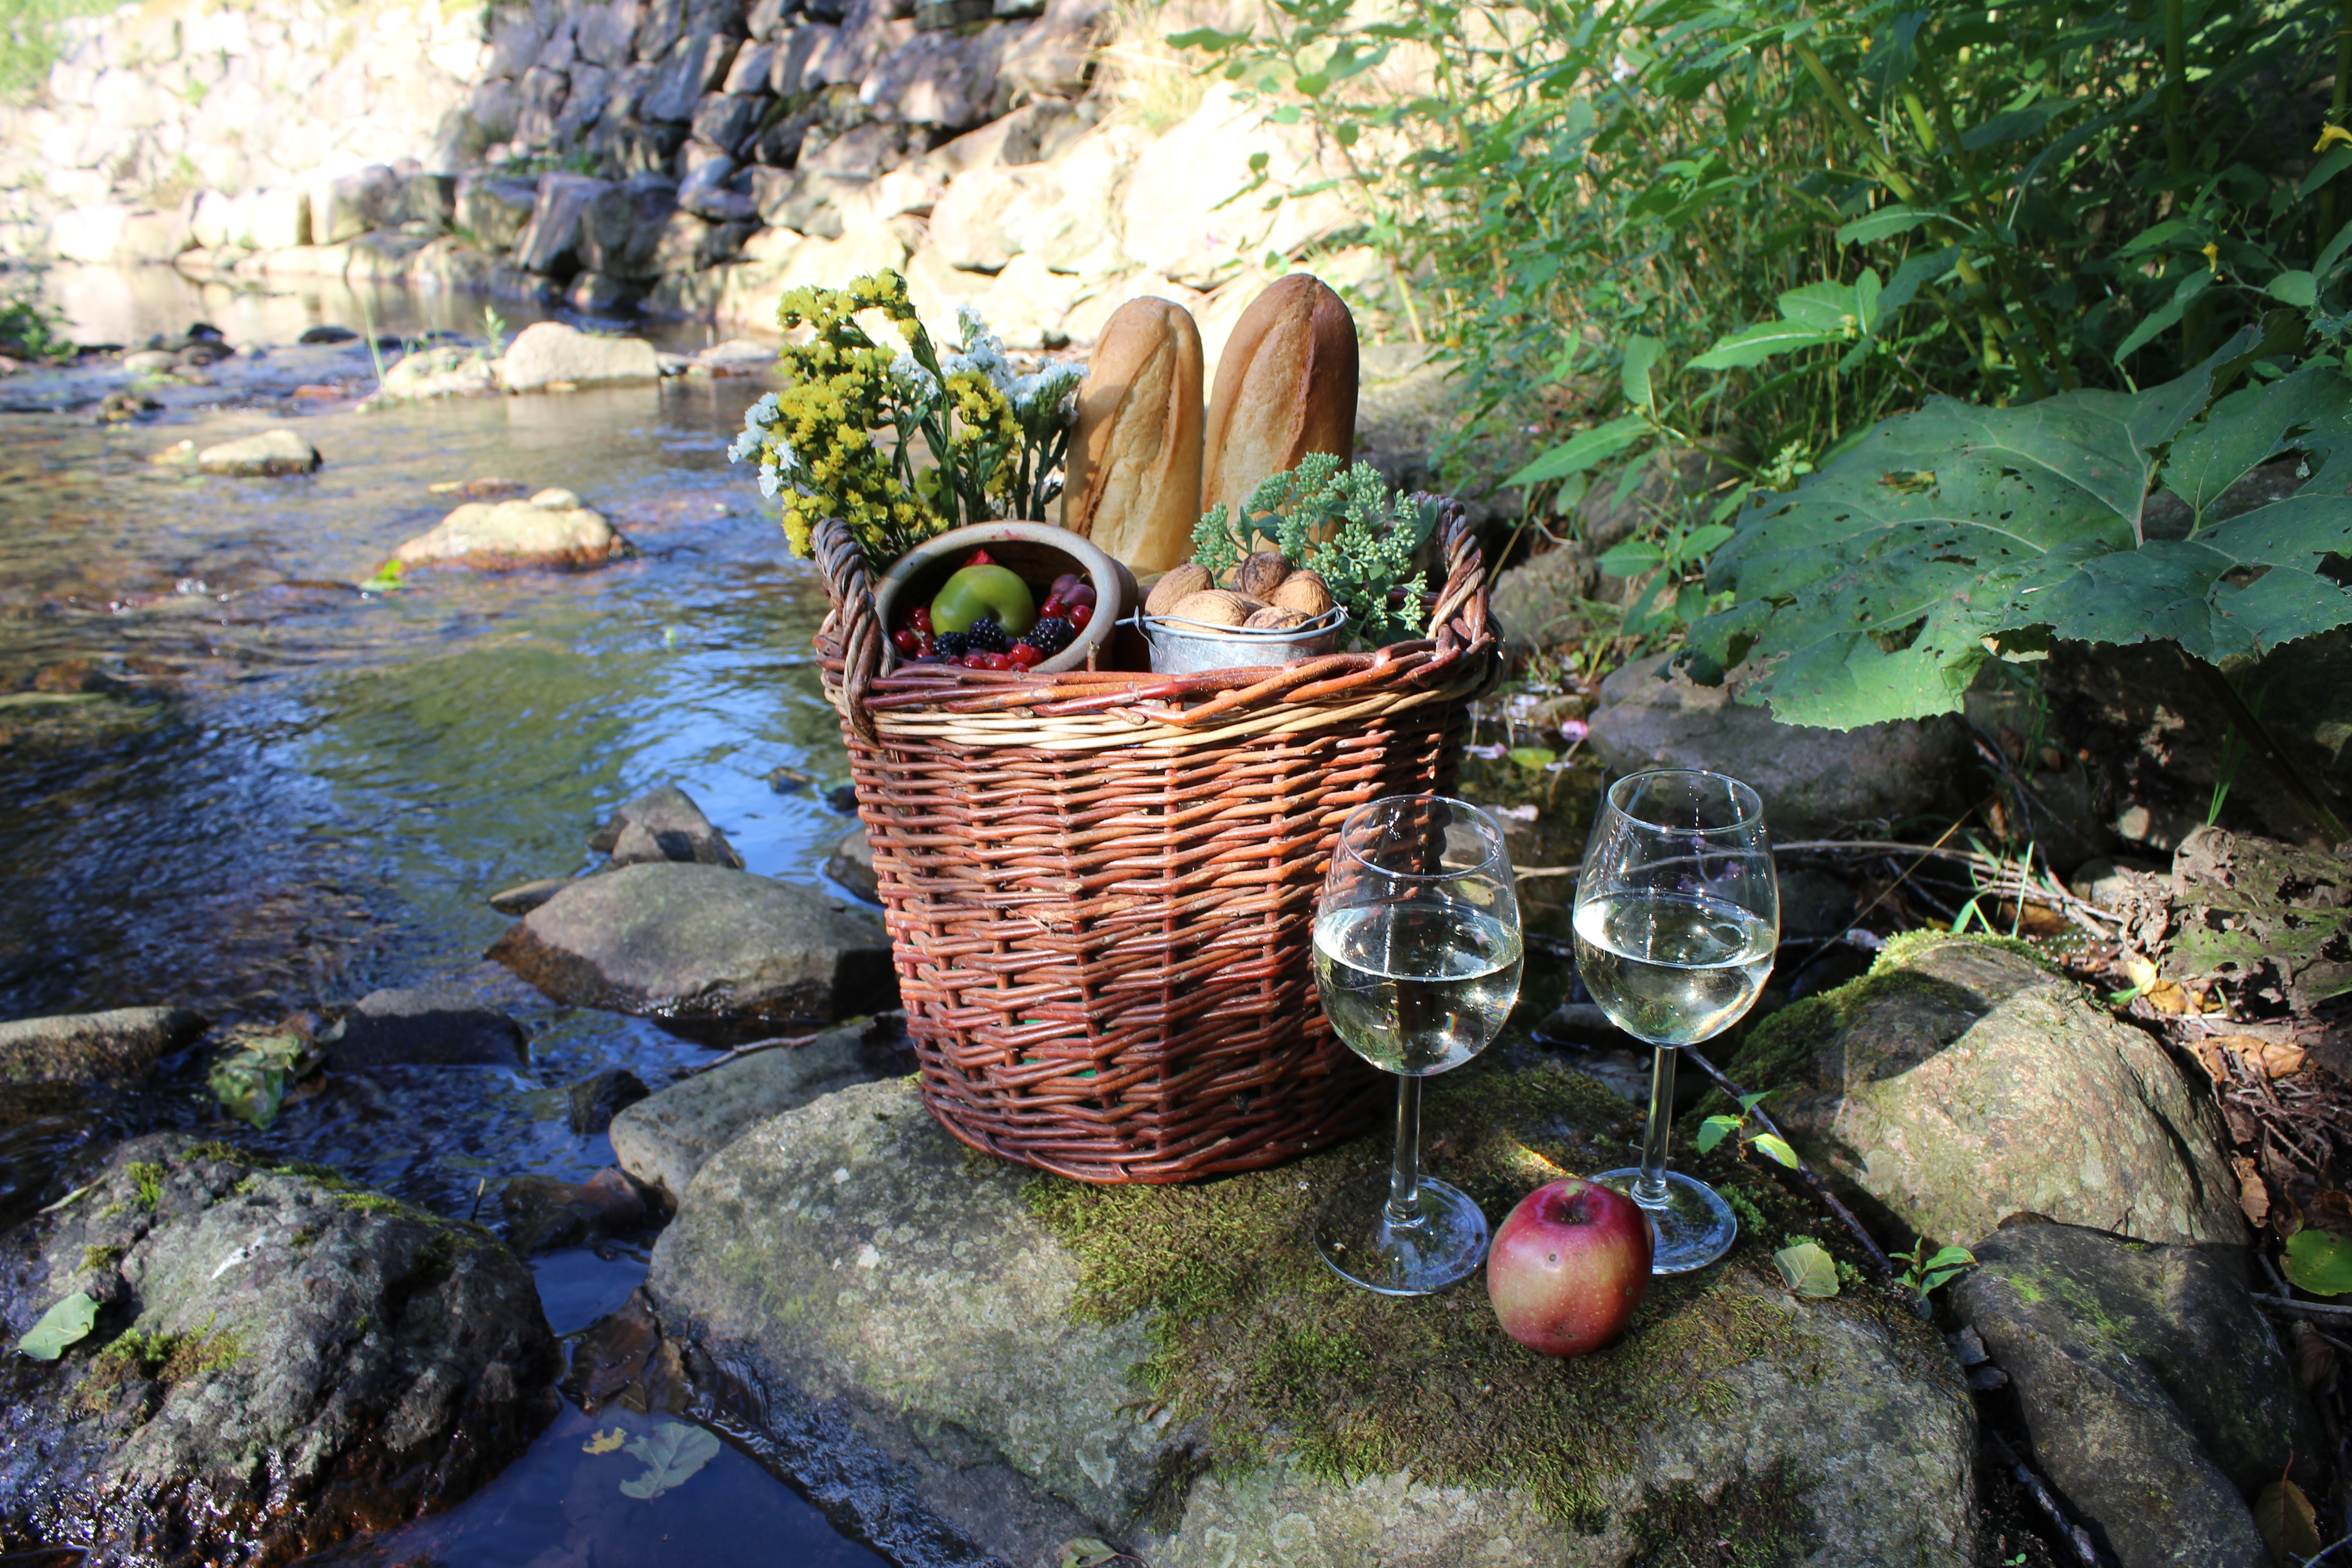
[933,631,970,659]
[963,614,1010,654]
[1019,616,1073,657]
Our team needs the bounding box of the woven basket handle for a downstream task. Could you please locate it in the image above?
[815,517,885,747]
[1421,498,1489,646]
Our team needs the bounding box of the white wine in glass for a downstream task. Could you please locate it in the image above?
[1312,795,1523,1296]
[1574,770,1777,1274]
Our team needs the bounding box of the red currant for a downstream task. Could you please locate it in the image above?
[910,606,932,632]
[893,628,920,654]
[1068,603,1093,631]
[1008,642,1042,667]
[960,652,990,668]
[917,632,935,654]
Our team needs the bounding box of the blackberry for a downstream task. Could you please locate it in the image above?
[1019,616,1074,657]
[933,631,970,659]
[963,614,1010,654]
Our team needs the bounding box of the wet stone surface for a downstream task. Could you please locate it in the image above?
[0,1135,559,1564]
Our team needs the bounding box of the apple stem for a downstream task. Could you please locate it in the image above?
[1682,1047,1903,1293]
[1384,1075,1423,1227]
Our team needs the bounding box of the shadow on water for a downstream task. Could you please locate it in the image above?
[0,279,887,1563]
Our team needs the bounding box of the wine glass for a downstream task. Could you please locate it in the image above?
[1312,795,1524,1295]
[1574,769,1778,1274]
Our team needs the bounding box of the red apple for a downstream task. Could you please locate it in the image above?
[1487,1176,1652,1357]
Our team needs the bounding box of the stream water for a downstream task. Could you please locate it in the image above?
[2,264,883,1565]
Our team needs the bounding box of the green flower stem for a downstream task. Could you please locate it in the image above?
[2323,0,2352,259]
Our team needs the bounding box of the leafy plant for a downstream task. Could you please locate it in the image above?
[127,1161,166,1209]
[15,1291,95,1360]
[731,274,1081,573]
[1192,452,1442,643]
[1694,1091,1800,1169]
[0,266,71,361]
[1688,324,2352,807]
[207,1034,316,1131]
[1771,1240,1840,1298]
[1893,1238,1976,1295]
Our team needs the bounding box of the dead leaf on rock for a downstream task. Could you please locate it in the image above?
[2254,1477,2323,1563]
[2208,1033,2308,1079]
[2233,1156,2271,1227]
[583,1428,627,1455]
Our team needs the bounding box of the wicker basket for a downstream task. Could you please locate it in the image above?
[812,504,1501,1184]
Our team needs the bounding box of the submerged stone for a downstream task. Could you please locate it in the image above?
[326,985,530,1071]
[392,490,629,572]
[1726,933,2244,1249]
[647,1060,1978,1566]
[0,1136,558,1562]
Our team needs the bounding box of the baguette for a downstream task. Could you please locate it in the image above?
[1064,297,1205,576]
[1201,274,1358,529]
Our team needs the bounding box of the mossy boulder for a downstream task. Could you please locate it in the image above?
[0,1135,558,1563]
[1953,1221,2323,1568]
[647,1058,1978,1567]
[1725,933,2243,1250]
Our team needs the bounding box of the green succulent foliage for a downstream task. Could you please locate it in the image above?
[1690,323,2352,729]
[1193,453,1442,645]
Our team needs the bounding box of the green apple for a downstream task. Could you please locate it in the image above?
[930,564,1036,634]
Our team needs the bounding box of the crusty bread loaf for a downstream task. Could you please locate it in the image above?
[1064,297,1205,576]
[1201,274,1358,529]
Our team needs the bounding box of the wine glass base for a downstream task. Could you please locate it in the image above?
[1587,1168,1738,1275]
[1314,1171,1490,1296]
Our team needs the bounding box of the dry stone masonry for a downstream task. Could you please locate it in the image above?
[0,0,1392,357]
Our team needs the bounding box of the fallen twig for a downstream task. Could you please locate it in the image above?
[1985,1428,2110,1567]
[681,1032,820,1077]
[2252,1293,2352,1322]
[1681,1046,1899,1288]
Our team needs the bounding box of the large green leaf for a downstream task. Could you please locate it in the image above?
[1695,331,2352,729]
[16,1292,96,1360]
[1505,414,1648,487]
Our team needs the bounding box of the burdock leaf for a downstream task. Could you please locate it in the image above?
[16,1292,97,1360]
[617,1420,720,1499]
[1773,1242,1840,1298]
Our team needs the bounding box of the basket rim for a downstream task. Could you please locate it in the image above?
[812,502,1497,746]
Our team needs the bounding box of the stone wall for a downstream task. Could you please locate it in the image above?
[0,0,1387,354]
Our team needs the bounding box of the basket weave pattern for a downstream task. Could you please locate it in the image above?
[814,505,1499,1184]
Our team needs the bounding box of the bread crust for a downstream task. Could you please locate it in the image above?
[1065,297,1205,576]
[1201,274,1358,529]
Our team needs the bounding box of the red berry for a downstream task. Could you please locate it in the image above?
[917,632,935,654]
[1038,596,1062,617]
[1068,603,1092,631]
[965,549,995,567]
[1009,642,1042,667]
[960,652,990,668]
[910,606,932,632]
[893,628,920,654]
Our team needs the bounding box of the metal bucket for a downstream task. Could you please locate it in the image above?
[1132,606,1348,675]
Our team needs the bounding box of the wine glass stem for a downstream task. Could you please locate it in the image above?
[1635,1044,1678,1209]
[1384,1073,1422,1227]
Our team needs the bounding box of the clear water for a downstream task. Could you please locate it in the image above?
[0,265,881,1563]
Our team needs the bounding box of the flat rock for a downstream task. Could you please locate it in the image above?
[326,986,529,1070]
[1588,652,1965,836]
[609,1015,912,1202]
[498,321,660,392]
[1727,934,2244,1248]
[486,862,897,1034]
[393,488,628,571]
[0,1136,558,1562]
[592,784,743,870]
[500,1166,648,1254]
[374,344,498,402]
[646,1059,1977,1567]
[195,428,321,477]
[0,1007,207,1085]
[567,1066,650,1134]
[824,823,876,903]
[1954,1222,2320,1568]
